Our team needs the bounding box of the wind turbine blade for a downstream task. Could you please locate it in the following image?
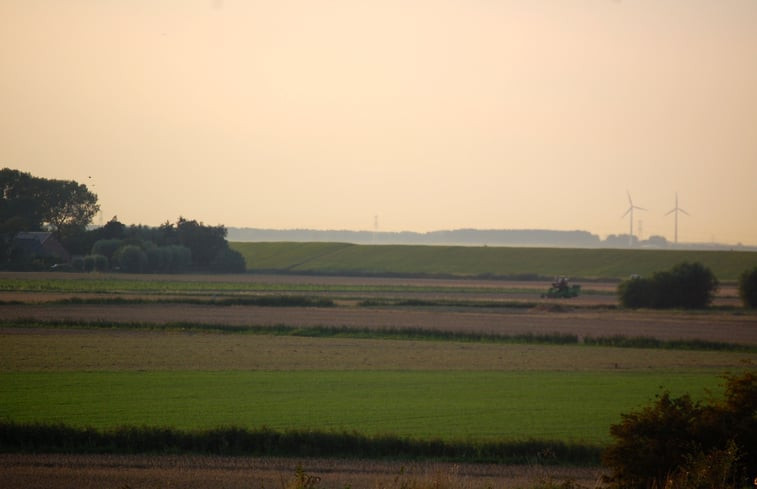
[621,208,631,218]
[627,191,633,205]
[679,208,690,216]
[665,209,676,216]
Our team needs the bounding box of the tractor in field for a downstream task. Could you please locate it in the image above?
[541,277,581,298]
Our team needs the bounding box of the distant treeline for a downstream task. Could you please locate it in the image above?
[229,228,756,250]
[229,228,602,247]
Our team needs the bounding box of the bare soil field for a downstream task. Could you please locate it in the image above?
[1,301,755,345]
[4,327,753,372]
[0,454,605,489]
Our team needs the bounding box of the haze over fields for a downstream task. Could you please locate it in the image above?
[2,1,756,245]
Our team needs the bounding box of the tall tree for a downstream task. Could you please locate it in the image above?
[0,168,99,236]
[41,178,99,235]
[0,168,46,233]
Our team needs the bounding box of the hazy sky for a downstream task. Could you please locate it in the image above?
[2,1,756,244]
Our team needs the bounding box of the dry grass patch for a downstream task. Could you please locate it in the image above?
[0,302,755,345]
[2,327,755,372]
[0,454,605,489]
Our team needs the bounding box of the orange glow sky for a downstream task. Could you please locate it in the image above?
[2,1,756,244]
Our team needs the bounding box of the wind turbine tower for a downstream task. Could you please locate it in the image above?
[621,192,646,247]
[665,193,689,245]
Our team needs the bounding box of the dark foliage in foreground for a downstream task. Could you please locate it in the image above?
[602,370,756,489]
[0,422,602,465]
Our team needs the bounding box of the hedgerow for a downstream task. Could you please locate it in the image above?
[0,422,601,465]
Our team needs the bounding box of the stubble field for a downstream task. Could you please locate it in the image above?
[1,271,755,488]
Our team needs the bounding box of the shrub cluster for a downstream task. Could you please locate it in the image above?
[602,370,756,489]
[82,217,245,274]
[617,261,718,309]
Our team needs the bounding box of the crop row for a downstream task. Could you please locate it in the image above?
[4,319,755,353]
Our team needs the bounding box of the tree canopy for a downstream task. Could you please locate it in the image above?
[0,169,245,273]
[0,168,99,236]
[84,216,245,273]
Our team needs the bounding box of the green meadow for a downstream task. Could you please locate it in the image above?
[230,242,757,280]
[0,370,723,444]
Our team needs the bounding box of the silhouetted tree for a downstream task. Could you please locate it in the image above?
[0,168,99,235]
[0,168,99,259]
[175,217,228,268]
[100,217,126,240]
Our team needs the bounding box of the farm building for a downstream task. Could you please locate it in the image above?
[11,231,70,262]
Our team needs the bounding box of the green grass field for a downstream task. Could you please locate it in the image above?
[231,242,757,280]
[0,370,724,444]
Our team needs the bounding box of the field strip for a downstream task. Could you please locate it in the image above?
[2,328,755,372]
[0,454,606,489]
[0,302,755,344]
[0,370,727,443]
[0,273,611,295]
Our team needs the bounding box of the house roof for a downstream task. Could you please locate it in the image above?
[12,231,70,260]
[14,231,53,244]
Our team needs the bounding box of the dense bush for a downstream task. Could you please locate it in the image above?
[93,254,108,271]
[144,244,192,273]
[739,267,757,308]
[209,247,247,273]
[117,245,148,273]
[91,239,123,261]
[165,245,192,273]
[617,261,718,309]
[71,255,85,272]
[83,254,108,272]
[145,244,168,272]
[616,277,654,309]
[86,218,241,274]
[602,370,756,489]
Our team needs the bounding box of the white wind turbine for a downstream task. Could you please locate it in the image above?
[665,192,689,245]
[621,192,646,247]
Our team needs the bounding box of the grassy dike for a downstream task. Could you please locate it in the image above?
[230,242,757,280]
